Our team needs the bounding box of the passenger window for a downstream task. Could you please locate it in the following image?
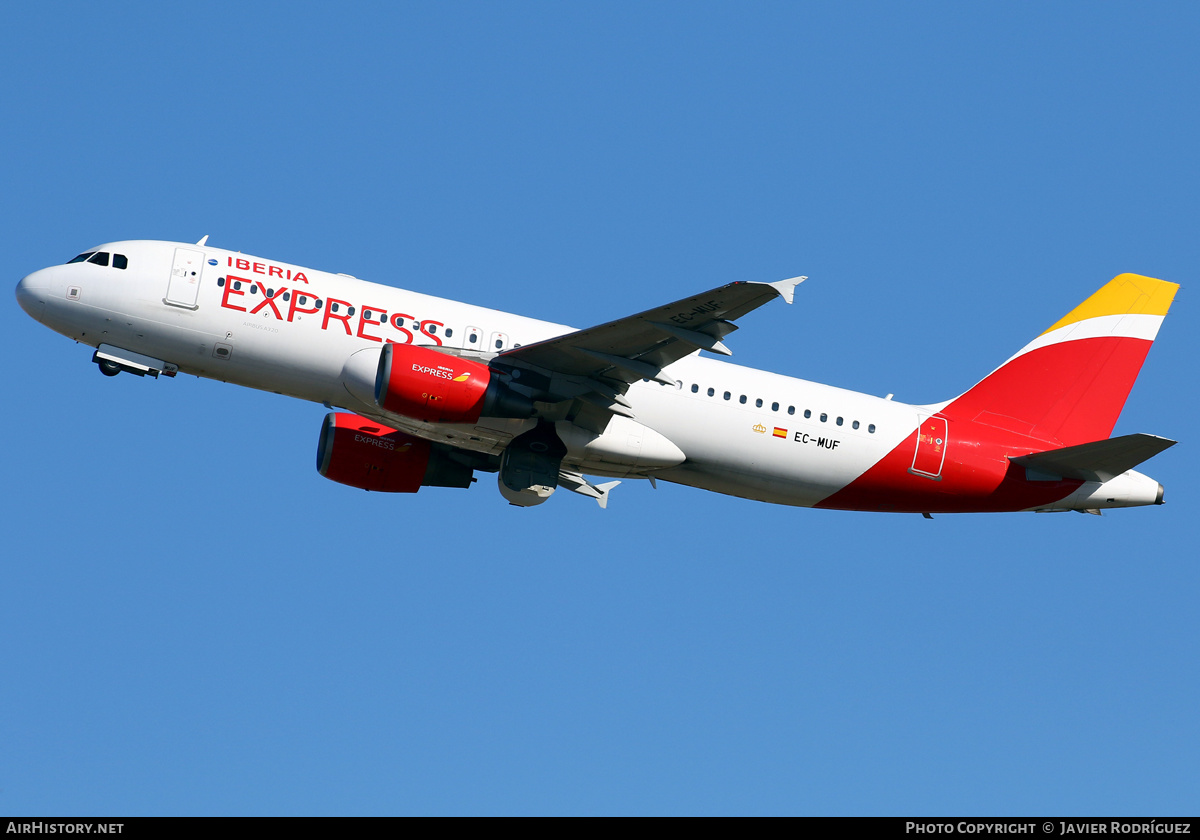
[804,409,811,419]
[112,254,128,270]
[348,307,355,316]
[445,328,453,337]
[88,252,110,267]
[739,395,747,404]
[820,413,827,422]
[691,384,699,393]
[836,416,843,426]
[771,402,779,411]
[67,252,95,264]
[723,391,731,400]
[787,406,795,415]
[707,387,715,397]
[852,420,860,430]
[469,333,477,343]
[754,398,761,407]
[494,339,503,349]
[868,424,876,433]
[427,323,436,334]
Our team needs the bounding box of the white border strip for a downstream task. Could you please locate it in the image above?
[1004,313,1163,365]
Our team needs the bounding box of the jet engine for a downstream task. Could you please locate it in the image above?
[375,343,534,423]
[316,412,473,492]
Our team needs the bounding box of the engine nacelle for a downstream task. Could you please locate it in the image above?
[375,343,534,423]
[316,412,472,492]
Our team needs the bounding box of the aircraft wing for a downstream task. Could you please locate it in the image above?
[495,276,805,395]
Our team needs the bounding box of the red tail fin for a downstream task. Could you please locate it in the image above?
[942,274,1178,447]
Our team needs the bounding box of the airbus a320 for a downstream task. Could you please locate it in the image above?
[15,239,1178,513]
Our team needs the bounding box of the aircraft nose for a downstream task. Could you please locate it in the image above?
[15,271,45,319]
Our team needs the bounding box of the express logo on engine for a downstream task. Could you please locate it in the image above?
[411,364,455,380]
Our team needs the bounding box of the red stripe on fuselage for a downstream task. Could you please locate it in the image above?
[815,421,1083,513]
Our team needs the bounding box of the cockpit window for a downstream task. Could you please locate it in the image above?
[112,254,128,270]
[67,252,95,264]
[87,252,110,267]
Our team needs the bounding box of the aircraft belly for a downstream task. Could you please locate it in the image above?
[654,464,832,507]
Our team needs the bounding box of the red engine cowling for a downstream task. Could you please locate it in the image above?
[375,343,534,423]
[376,343,491,423]
[316,412,433,492]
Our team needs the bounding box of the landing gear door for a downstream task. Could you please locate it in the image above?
[165,248,204,309]
[910,415,948,479]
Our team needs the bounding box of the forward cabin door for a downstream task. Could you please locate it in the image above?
[165,247,205,309]
[910,415,948,479]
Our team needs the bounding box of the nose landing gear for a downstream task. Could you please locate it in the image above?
[91,344,178,379]
[97,359,123,377]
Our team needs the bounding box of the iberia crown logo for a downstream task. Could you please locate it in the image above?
[752,423,767,434]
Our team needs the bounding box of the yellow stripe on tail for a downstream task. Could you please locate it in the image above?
[1041,273,1179,335]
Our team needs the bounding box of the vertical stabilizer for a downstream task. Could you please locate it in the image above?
[942,274,1178,446]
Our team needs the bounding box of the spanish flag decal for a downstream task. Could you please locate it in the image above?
[773,427,787,438]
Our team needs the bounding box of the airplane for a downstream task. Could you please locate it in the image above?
[15,238,1179,514]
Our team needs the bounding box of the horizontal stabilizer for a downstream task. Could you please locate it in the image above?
[1011,433,1176,482]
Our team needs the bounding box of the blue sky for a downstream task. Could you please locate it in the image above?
[3,1,1197,815]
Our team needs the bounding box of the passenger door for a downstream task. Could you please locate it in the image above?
[165,248,205,309]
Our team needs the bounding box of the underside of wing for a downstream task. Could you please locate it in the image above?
[488,277,805,429]
[498,277,804,381]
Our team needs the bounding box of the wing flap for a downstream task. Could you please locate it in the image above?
[558,470,621,508]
